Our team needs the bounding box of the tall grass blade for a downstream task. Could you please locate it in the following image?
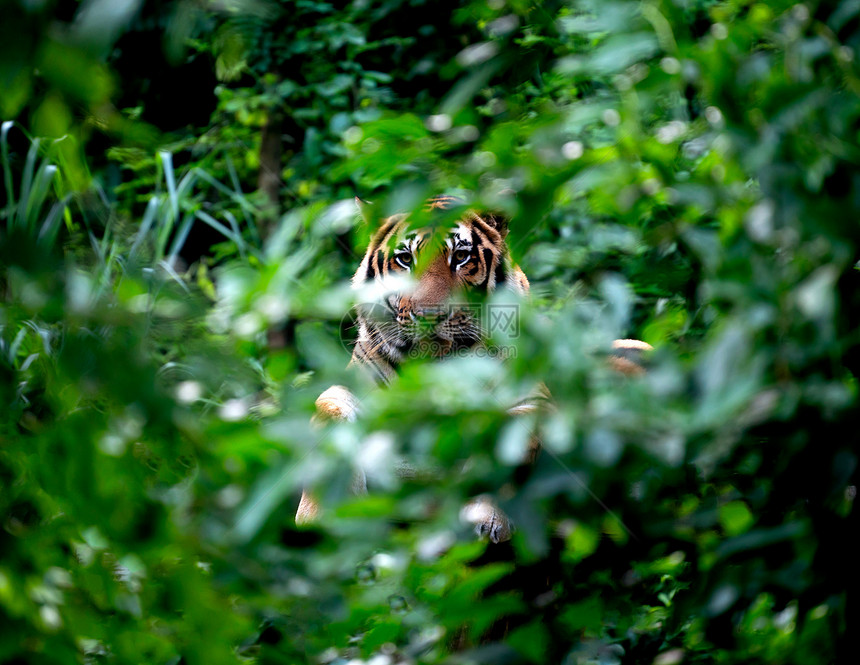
[2,121,16,220]
[155,197,174,260]
[160,151,179,223]
[166,210,197,266]
[153,162,199,262]
[130,197,160,261]
[222,210,243,249]
[193,168,257,214]
[38,196,70,247]
[157,259,191,293]
[26,162,58,231]
[16,138,41,230]
[194,209,247,259]
[175,167,198,201]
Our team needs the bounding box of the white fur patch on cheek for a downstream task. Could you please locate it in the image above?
[351,260,370,286]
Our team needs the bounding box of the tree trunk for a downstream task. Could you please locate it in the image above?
[257,109,284,241]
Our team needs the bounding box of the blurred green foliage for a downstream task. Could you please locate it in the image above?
[2,0,858,664]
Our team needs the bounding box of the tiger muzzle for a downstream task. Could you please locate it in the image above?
[396,254,456,323]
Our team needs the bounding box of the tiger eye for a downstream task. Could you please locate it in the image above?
[454,249,471,263]
[396,252,413,266]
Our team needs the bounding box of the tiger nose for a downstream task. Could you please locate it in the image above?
[409,255,453,310]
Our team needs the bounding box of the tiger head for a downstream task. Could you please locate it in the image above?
[350,196,529,381]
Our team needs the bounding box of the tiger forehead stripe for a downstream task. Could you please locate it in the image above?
[363,219,403,280]
[424,195,462,211]
[401,235,423,253]
[446,224,473,249]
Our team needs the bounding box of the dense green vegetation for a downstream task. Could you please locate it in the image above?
[1,0,857,663]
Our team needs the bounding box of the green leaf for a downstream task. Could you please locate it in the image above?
[719,501,754,537]
[507,620,550,663]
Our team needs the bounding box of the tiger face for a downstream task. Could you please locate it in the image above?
[350,196,529,381]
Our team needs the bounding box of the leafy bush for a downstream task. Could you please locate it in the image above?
[2,1,857,664]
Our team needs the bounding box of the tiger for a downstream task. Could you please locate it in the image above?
[349,194,529,382]
[295,195,650,542]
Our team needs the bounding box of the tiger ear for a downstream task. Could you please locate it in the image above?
[355,197,389,228]
[355,196,372,222]
[484,212,509,239]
